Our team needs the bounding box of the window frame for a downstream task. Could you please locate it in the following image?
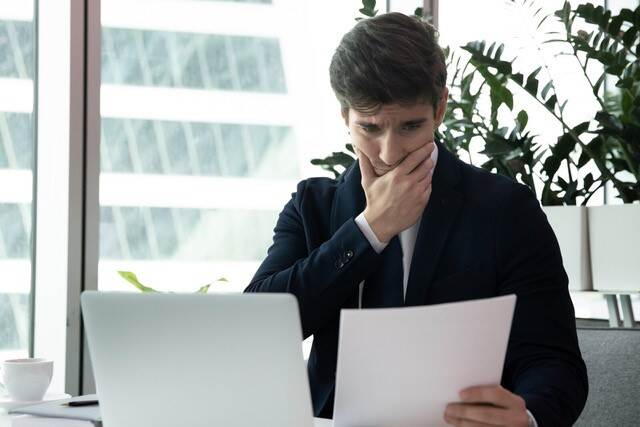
[29,0,101,395]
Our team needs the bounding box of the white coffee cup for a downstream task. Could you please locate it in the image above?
[0,358,53,402]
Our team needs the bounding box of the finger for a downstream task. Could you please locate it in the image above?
[414,173,430,192]
[401,142,435,175]
[397,142,435,175]
[460,385,518,409]
[446,403,509,426]
[358,151,376,184]
[412,157,435,182]
[419,181,433,198]
[444,412,460,426]
[444,414,497,427]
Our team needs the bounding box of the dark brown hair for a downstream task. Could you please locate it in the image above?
[329,12,447,116]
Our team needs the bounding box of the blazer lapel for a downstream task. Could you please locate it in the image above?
[404,140,464,306]
[330,161,366,235]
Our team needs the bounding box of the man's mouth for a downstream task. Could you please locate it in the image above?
[373,160,403,175]
[373,166,393,176]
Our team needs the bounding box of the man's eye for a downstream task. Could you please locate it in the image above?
[403,124,421,131]
[360,126,379,133]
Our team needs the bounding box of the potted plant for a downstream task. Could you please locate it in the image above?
[443,2,640,292]
[549,3,640,293]
[442,1,636,292]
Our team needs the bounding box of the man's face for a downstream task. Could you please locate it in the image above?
[345,89,448,176]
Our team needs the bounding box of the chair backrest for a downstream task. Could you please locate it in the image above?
[574,327,640,427]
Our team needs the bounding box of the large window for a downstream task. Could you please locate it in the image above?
[0,0,35,362]
[97,0,363,294]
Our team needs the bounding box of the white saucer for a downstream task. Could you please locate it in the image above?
[0,392,71,411]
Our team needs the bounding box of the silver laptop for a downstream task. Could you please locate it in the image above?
[81,291,315,427]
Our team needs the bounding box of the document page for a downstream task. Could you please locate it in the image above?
[333,295,516,427]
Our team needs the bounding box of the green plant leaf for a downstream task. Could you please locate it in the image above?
[537,14,551,30]
[543,134,575,179]
[117,271,226,294]
[541,182,563,206]
[196,284,211,293]
[559,99,569,114]
[608,15,623,37]
[362,0,375,8]
[623,26,638,47]
[544,94,558,110]
[577,150,591,168]
[525,67,542,96]
[481,136,513,156]
[516,110,529,131]
[562,180,579,205]
[487,42,497,58]
[583,172,596,191]
[359,7,377,17]
[511,72,524,85]
[596,111,624,131]
[572,121,590,135]
[359,0,377,18]
[118,271,157,293]
[555,133,577,158]
[540,80,553,100]
[593,74,606,95]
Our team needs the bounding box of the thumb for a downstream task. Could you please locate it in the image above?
[357,151,375,185]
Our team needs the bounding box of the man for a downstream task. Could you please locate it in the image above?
[245,12,587,427]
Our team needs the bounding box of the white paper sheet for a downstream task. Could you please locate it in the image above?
[333,294,516,427]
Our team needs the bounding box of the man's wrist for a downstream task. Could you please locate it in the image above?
[362,209,392,243]
[355,212,389,254]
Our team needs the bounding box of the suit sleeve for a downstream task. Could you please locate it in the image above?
[244,180,381,339]
[496,184,588,427]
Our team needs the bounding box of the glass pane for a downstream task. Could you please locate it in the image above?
[98,0,363,296]
[0,0,35,361]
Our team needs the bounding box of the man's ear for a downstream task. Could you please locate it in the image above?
[435,87,449,127]
[341,109,349,127]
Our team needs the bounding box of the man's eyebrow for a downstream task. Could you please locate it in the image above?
[355,120,378,126]
[403,118,428,125]
[354,118,428,126]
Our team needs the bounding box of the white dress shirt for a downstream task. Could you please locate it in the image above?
[353,142,538,427]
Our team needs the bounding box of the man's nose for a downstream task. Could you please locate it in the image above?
[378,133,404,167]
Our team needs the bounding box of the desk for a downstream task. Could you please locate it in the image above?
[8,415,333,426]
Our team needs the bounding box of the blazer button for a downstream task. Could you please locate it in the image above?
[345,250,354,259]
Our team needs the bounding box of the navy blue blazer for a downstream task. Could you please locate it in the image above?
[245,140,588,426]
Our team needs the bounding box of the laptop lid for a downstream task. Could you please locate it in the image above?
[81,291,314,427]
